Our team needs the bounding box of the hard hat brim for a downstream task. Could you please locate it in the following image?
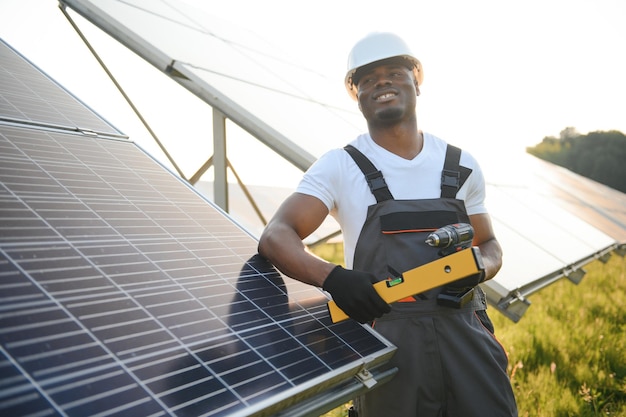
[345,56,423,100]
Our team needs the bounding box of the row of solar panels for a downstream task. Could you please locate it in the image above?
[2,0,625,415]
[56,0,626,323]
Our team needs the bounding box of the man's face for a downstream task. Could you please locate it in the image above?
[355,63,418,125]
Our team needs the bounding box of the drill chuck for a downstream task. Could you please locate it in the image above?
[425,223,474,248]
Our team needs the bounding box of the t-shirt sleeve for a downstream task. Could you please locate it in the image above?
[461,152,488,215]
[295,150,341,212]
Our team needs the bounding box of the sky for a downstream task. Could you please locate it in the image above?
[1,0,625,188]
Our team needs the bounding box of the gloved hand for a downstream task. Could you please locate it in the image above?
[323,266,391,323]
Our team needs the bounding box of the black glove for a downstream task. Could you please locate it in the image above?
[323,266,391,323]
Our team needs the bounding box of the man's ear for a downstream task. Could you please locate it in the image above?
[415,82,421,97]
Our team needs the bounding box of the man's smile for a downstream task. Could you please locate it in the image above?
[374,90,398,102]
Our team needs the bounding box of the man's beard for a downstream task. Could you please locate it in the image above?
[375,107,404,122]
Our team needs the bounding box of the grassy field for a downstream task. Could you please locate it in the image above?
[312,244,626,417]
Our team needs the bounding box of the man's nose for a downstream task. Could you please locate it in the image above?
[375,75,392,87]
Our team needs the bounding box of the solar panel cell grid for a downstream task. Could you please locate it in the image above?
[0,37,394,416]
[0,41,120,135]
[0,126,394,416]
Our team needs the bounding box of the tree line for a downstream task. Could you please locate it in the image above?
[526,128,626,193]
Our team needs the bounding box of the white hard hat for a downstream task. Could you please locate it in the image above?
[345,32,423,100]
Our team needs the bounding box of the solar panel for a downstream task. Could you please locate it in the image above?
[0,38,119,136]
[0,39,396,417]
[479,153,622,320]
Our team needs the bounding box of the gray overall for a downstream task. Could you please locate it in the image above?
[345,145,518,417]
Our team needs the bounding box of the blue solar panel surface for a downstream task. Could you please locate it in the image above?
[0,39,395,417]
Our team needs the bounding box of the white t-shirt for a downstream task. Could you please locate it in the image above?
[297,132,488,268]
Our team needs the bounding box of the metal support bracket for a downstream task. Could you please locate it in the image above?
[355,368,377,389]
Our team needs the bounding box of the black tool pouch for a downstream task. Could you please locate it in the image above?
[437,286,475,308]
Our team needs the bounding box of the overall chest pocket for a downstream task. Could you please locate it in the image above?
[379,211,463,274]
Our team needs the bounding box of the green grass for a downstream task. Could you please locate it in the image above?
[492,254,625,416]
[312,244,626,417]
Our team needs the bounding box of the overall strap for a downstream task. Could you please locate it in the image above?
[344,144,394,202]
[441,144,472,198]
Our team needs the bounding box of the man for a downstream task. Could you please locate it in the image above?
[258,32,517,417]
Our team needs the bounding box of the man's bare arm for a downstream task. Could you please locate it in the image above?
[258,193,336,287]
[469,213,503,281]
